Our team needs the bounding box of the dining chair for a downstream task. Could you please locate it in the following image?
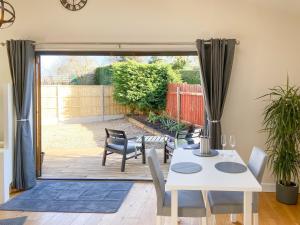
[164,128,203,163]
[102,128,145,172]
[207,146,267,225]
[148,148,207,225]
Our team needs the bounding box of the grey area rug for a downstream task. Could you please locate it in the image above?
[0,216,27,225]
[0,181,133,213]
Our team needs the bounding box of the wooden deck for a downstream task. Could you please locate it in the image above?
[41,119,170,179]
[42,148,169,179]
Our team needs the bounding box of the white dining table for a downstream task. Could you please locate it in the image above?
[165,148,262,225]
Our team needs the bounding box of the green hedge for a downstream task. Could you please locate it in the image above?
[112,61,181,113]
[180,70,201,84]
[95,65,113,85]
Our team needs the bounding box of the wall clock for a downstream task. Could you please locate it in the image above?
[60,0,87,11]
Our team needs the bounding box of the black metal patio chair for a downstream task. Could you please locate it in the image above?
[102,128,146,172]
[164,128,203,163]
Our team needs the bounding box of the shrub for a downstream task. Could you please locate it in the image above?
[159,116,186,133]
[147,111,187,133]
[180,70,201,84]
[147,111,161,123]
[112,61,181,113]
[95,65,113,85]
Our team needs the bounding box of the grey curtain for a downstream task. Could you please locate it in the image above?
[6,40,36,190]
[196,39,236,149]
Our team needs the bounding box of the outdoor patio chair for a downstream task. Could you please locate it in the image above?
[102,128,146,172]
[164,128,203,163]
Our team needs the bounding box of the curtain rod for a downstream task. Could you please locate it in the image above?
[0,40,240,47]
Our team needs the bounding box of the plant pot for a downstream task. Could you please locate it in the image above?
[276,181,299,205]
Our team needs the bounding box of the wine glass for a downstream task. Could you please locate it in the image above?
[229,135,236,149]
[229,135,236,158]
[221,134,226,150]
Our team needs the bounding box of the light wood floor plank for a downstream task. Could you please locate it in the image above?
[1,183,300,225]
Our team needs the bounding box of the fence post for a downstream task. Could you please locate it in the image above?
[102,85,105,121]
[176,86,180,123]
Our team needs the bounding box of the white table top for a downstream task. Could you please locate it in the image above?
[165,149,262,192]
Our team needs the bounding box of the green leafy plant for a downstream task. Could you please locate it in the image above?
[95,65,113,85]
[168,123,186,133]
[112,60,181,113]
[147,111,161,123]
[180,70,201,84]
[260,78,300,186]
[159,115,186,133]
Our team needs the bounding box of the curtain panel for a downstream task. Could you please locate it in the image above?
[6,40,36,190]
[196,39,236,149]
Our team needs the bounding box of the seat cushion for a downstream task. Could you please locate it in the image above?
[208,191,258,214]
[107,141,140,154]
[180,143,200,149]
[166,140,175,149]
[158,190,206,217]
[186,137,201,145]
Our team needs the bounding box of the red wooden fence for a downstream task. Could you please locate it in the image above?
[166,83,205,126]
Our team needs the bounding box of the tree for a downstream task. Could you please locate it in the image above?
[171,56,187,71]
[56,56,98,76]
[149,56,163,64]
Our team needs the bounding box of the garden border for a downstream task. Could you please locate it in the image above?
[126,116,164,136]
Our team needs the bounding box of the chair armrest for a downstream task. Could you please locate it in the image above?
[166,135,175,142]
[127,137,138,140]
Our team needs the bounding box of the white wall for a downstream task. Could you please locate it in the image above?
[1,0,300,184]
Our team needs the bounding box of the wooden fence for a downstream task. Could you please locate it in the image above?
[41,85,129,124]
[166,83,205,126]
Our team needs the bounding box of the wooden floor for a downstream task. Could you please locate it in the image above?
[1,182,300,225]
[42,119,170,179]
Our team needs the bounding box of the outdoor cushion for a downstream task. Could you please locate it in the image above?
[166,140,175,149]
[159,190,206,217]
[186,137,201,144]
[106,141,140,154]
[207,191,258,214]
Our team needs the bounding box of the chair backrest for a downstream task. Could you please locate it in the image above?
[105,128,127,145]
[176,130,189,140]
[177,128,204,140]
[147,149,165,208]
[247,146,268,183]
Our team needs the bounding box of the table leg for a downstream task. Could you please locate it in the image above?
[244,191,252,225]
[171,190,178,225]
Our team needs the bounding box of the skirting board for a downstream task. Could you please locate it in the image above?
[262,183,300,193]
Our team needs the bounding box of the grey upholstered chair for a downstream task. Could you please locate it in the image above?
[148,149,207,225]
[207,146,267,225]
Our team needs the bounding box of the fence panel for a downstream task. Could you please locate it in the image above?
[41,85,128,124]
[166,83,205,126]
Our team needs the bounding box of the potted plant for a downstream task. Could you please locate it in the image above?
[260,78,300,205]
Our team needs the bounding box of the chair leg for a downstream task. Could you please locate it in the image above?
[253,213,259,225]
[230,214,237,223]
[102,149,107,166]
[121,154,126,172]
[164,147,167,163]
[156,216,162,225]
[142,147,146,164]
